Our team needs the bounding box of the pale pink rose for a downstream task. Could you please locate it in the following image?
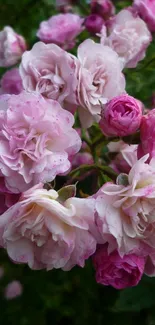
[0,26,27,67]
[108,141,138,174]
[37,14,84,50]
[84,14,105,34]
[134,0,155,32]
[92,244,145,289]
[76,39,125,128]
[91,0,115,20]
[103,9,152,68]
[0,184,96,270]
[20,42,78,106]
[95,155,155,255]
[0,92,81,193]
[0,68,23,95]
[4,281,23,299]
[138,109,155,160]
[99,94,142,137]
[72,152,93,167]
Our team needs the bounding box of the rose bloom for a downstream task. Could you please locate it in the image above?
[95,155,155,256]
[0,184,96,270]
[72,152,94,168]
[138,109,155,160]
[92,244,145,289]
[37,14,84,50]
[99,94,142,137]
[103,9,151,68]
[0,92,81,193]
[20,42,78,106]
[0,26,26,67]
[4,281,23,300]
[91,0,115,20]
[0,68,23,95]
[134,0,155,32]
[108,141,138,174]
[76,39,125,128]
[84,14,105,34]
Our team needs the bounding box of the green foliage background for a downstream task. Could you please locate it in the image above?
[0,1,155,324]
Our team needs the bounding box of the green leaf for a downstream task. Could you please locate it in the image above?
[58,185,77,203]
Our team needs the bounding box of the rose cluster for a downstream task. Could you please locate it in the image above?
[0,0,155,290]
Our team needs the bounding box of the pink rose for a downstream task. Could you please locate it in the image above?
[99,94,142,137]
[138,109,155,160]
[92,244,145,289]
[20,42,78,106]
[0,184,96,270]
[108,141,138,173]
[103,9,151,68]
[0,68,23,95]
[134,0,155,32]
[76,39,125,128]
[0,92,81,193]
[84,14,105,34]
[91,0,115,20]
[4,281,23,299]
[72,152,94,168]
[0,26,26,67]
[37,14,84,50]
[95,155,155,255]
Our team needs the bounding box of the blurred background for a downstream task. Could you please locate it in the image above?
[0,1,155,324]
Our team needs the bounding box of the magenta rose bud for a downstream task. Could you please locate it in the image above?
[99,94,142,137]
[91,0,115,20]
[92,245,145,289]
[134,0,155,32]
[4,281,23,300]
[138,109,155,160]
[0,68,23,95]
[84,14,105,34]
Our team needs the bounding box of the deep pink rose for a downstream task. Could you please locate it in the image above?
[138,109,155,160]
[4,281,23,299]
[134,0,155,32]
[20,42,78,106]
[103,9,152,68]
[37,14,84,50]
[84,14,105,34]
[0,184,96,270]
[0,68,23,95]
[0,92,81,193]
[99,94,142,137]
[91,0,115,20]
[93,245,145,289]
[0,26,26,67]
